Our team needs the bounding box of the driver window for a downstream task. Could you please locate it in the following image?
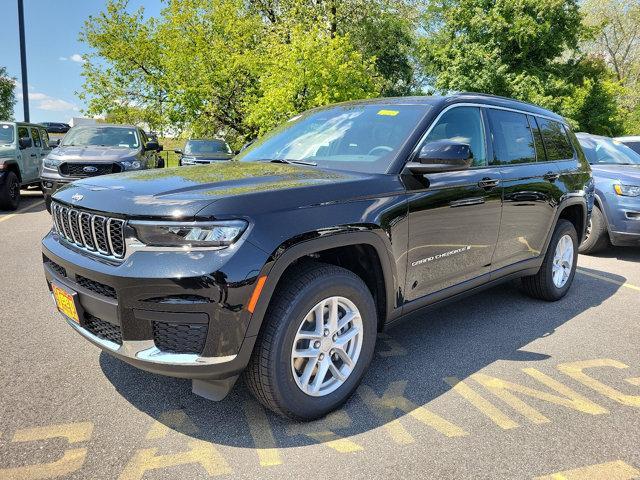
[422,107,487,167]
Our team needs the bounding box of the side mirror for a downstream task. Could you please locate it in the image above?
[157,144,163,152]
[145,140,159,151]
[19,137,32,149]
[406,140,472,174]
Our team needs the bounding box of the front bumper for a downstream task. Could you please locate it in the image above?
[42,229,269,380]
[605,196,640,247]
[41,171,76,200]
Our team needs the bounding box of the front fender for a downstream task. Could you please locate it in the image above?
[244,229,399,339]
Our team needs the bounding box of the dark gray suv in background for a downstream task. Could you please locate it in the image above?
[41,124,163,211]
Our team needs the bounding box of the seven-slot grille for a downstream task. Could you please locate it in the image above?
[51,202,126,259]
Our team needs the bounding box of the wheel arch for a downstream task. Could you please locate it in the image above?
[245,231,398,339]
[2,161,22,183]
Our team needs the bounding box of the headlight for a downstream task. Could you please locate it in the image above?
[614,184,640,197]
[43,157,61,169]
[130,220,248,248]
[120,160,142,170]
[181,156,196,165]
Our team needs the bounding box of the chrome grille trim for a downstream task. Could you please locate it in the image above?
[51,202,126,260]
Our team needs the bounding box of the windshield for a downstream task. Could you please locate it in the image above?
[185,140,231,155]
[61,126,140,148]
[0,124,15,145]
[579,136,640,165]
[237,104,428,173]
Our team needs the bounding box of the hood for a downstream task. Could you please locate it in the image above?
[48,145,139,162]
[590,164,640,183]
[52,161,385,219]
[182,152,233,161]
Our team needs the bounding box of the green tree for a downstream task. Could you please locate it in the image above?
[79,0,395,146]
[420,0,623,135]
[0,67,16,121]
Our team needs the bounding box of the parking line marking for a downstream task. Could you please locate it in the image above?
[0,200,45,224]
[576,268,640,292]
[242,400,282,467]
[534,460,640,479]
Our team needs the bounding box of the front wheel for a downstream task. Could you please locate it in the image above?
[521,219,578,301]
[245,262,377,420]
[0,171,20,211]
[578,206,608,255]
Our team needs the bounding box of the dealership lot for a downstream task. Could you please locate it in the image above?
[1,195,639,480]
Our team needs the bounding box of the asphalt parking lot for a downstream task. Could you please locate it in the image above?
[1,192,640,480]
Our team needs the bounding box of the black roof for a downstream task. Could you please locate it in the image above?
[335,92,566,124]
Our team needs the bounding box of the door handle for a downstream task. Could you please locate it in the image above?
[543,171,560,182]
[477,178,500,189]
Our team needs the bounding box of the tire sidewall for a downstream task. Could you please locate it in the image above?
[578,206,606,254]
[2,172,20,210]
[544,220,578,299]
[269,272,377,419]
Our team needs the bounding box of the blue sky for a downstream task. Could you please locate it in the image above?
[1,0,160,123]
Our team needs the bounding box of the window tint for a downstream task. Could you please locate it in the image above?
[422,106,487,166]
[527,116,546,161]
[31,128,41,147]
[537,118,574,160]
[17,126,29,140]
[487,109,535,165]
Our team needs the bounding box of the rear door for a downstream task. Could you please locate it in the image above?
[28,127,46,182]
[404,105,503,301]
[488,109,563,270]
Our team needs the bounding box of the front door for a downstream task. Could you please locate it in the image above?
[17,126,36,184]
[404,106,503,302]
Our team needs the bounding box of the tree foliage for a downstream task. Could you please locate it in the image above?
[0,67,16,122]
[420,0,624,135]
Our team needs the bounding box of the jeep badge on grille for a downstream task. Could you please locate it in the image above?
[71,193,83,202]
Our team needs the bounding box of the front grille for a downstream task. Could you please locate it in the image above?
[76,275,117,299]
[152,321,208,354]
[59,163,122,177]
[44,257,66,278]
[83,313,122,345]
[52,202,126,259]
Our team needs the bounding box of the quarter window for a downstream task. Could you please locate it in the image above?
[31,128,41,147]
[487,109,535,165]
[422,107,487,167]
[537,118,574,160]
[527,115,547,161]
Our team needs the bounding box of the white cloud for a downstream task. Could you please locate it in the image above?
[39,98,79,112]
[60,53,85,64]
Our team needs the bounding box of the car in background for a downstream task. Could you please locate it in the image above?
[615,135,640,155]
[40,122,71,134]
[575,133,640,253]
[175,139,233,165]
[41,124,163,211]
[0,121,51,210]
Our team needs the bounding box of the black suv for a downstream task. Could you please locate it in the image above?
[42,94,592,420]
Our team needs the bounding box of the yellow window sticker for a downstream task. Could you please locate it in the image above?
[377,109,399,116]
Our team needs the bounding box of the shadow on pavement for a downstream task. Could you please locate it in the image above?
[585,246,640,262]
[100,269,624,448]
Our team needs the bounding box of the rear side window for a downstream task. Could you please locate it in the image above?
[423,106,487,166]
[40,129,50,148]
[31,128,41,147]
[527,115,547,161]
[487,109,536,165]
[537,118,574,160]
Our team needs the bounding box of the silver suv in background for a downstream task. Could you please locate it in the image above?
[0,121,51,210]
[41,124,163,211]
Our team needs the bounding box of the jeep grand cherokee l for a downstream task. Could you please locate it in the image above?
[42,94,592,420]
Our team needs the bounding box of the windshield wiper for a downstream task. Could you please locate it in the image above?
[269,158,317,166]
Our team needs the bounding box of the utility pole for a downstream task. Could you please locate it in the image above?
[17,0,29,122]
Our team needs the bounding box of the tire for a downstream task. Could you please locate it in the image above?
[578,205,609,255]
[244,262,378,420]
[44,194,52,213]
[521,219,578,301]
[0,171,20,211]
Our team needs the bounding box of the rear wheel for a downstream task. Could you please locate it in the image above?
[578,206,609,255]
[0,171,20,211]
[521,219,578,301]
[245,262,377,420]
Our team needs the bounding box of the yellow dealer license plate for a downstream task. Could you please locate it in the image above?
[52,284,80,324]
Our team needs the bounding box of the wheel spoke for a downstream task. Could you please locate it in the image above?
[335,326,359,349]
[326,297,339,332]
[296,330,321,341]
[293,348,318,359]
[309,358,330,394]
[337,311,357,331]
[329,362,346,382]
[299,356,319,388]
[334,347,355,368]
